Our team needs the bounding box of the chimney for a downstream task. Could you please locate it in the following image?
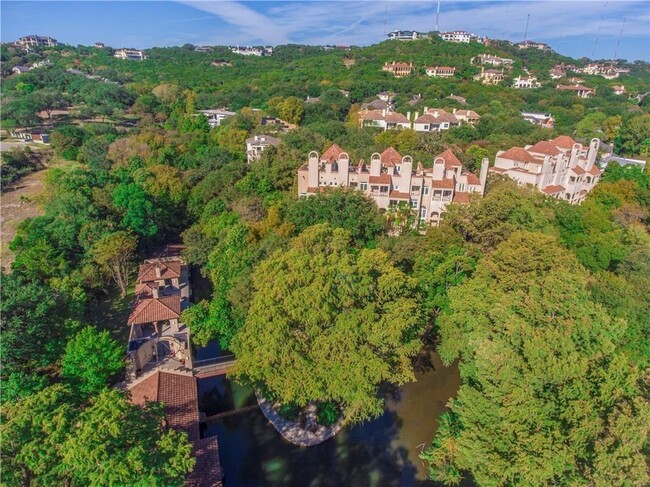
[452,108,456,114]
[308,151,319,188]
[424,106,428,113]
[433,110,439,117]
[154,264,161,279]
[407,111,411,120]
[479,157,489,192]
[152,286,159,299]
[382,108,386,117]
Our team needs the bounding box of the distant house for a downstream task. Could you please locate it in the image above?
[387,30,428,41]
[361,99,393,111]
[517,40,550,51]
[521,111,555,128]
[246,134,281,163]
[512,76,541,89]
[580,63,619,79]
[473,67,504,85]
[94,42,105,48]
[260,116,295,132]
[114,48,147,60]
[426,66,456,78]
[198,109,236,128]
[31,60,51,69]
[557,84,595,98]
[211,60,232,67]
[612,85,627,95]
[359,109,411,131]
[377,91,395,102]
[17,34,57,47]
[549,63,577,79]
[453,109,481,126]
[194,45,212,52]
[438,31,480,43]
[601,155,646,170]
[11,65,30,74]
[472,54,513,66]
[447,94,467,105]
[382,61,413,77]
[412,108,461,132]
[230,45,272,56]
[566,77,585,85]
[31,133,50,144]
[305,96,321,104]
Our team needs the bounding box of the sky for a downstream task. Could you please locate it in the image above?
[1,1,649,61]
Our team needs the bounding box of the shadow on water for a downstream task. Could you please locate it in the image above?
[199,349,465,487]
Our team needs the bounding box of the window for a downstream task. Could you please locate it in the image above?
[570,177,576,183]
[349,182,358,188]
[423,186,429,195]
[411,185,421,192]
[410,200,418,209]
[380,185,389,193]
[420,207,427,217]
[359,182,368,191]
[371,185,379,192]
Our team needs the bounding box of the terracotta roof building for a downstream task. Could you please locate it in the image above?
[298,145,489,227]
[382,61,413,77]
[426,66,456,78]
[412,108,461,132]
[245,134,281,163]
[473,67,504,85]
[359,109,412,131]
[556,84,595,98]
[491,135,601,204]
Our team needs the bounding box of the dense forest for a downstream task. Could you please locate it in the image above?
[1,36,649,486]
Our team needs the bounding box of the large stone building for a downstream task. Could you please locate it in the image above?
[491,135,601,204]
[17,34,57,47]
[297,144,488,226]
[114,48,147,60]
[382,61,413,77]
[359,107,479,133]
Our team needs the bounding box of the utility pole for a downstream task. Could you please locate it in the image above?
[383,4,387,39]
[613,17,626,60]
[435,0,441,32]
[523,14,530,43]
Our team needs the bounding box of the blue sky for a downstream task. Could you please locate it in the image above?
[2,1,649,61]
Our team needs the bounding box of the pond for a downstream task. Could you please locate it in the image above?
[199,350,465,487]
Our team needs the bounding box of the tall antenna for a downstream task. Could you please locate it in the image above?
[592,1,608,59]
[435,0,441,32]
[613,17,626,60]
[383,4,387,39]
[523,14,530,43]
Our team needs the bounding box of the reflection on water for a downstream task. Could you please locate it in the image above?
[200,350,462,487]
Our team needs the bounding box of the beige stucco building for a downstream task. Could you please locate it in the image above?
[491,135,601,204]
[297,144,488,226]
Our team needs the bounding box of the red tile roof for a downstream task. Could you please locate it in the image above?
[321,144,344,163]
[528,141,561,156]
[369,174,392,184]
[138,260,182,283]
[452,192,471,203]
[463,172,481,185]
[437,148,462,168]
[499,147,540,164]
[389,191,410,199]
[384,112,409,123]
[431,179,456,189]
[588,166,601,176]
[186,437,224,487]
[542,185,565,195]
[380,147,403,166]
[128,295,181,325]
[416,109,459,125]
[571,166,586,175]
[551,135,577,149]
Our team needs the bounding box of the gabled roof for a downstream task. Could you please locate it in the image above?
[437,149,462,168]
[384,112,409,123]
[128,295,181,325]
[415,109,459,125]
[588,166,601,176]
[571,166,586,175]
[551,135,577,149]
[542,185,565,195]
[431,179,456,189]
[528,141,561,156]
[321,144,344,163]
[380,147,403,166]
[369,174,392,184]
[452,192,471,203]
[499,147,540,164]
[137,260,182,283]
[463,171,481,185]
[455,109,480,118]
[389,191,410,200]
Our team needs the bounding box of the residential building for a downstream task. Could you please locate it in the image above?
[246,134,281,163]
[447,94,467,105]
[361,98,393,111]
[194,45,212,52]
[359,109,411,131]
[94,42,105,48]
[453,109,481,126]
[412,108,461,132]
[580,63,618,79]
[382,61,413,77]
[439,31,479,43]
[556,84,595,98]
[491,135,601,204]
[549,63,578,79]
[17,35,57,47]
[566,77,585,84]
[114,48,147,60]
[260,116,295,132]
[377,91,395,102]
[473,67,504,85]
[9,130,50,143]
[521,111,555,128]
[472,54,514,66]
[388,30,428,41]
[611,85,627,95]
[126,252,193,379]
[426,66,456,78]
[297,144,489,226]
[600,155,646,170]
[11,65,30,74]
[198,109,236,128]
[512,76,541,89]
[517,40,551,51]
[230,45,273,56]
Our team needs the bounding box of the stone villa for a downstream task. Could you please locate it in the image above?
[382,61,414,77]
[473,67,504,85]
[491,135,601,204]
[297,144,489,226]
[556,84,595,98]
[426,66,456,78]
[246,134,281,163]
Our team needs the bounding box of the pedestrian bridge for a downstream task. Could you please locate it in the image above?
[193,354,237,378]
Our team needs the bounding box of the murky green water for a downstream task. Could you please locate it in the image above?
[199,350,461,487]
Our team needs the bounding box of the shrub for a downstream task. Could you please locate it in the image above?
[316,401,340,426]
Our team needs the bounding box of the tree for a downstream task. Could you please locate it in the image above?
[423,232,649,486]
[112,183,159,237]
[278,96,305,125]
[463,145,489,173]
[232,224,425,422]
[61,326,125,395]
[91,231,138,296]
[61,389,195,486]
[285,188,384,245]
[35,89,67,120]
[616,114,650,156]
[50,125,86,160]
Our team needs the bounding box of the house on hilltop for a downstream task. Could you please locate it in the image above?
[246,134,281,163]
[474,67,504,85]
[387,30,428,41]
[17,34,57,47]
[114,48,147,60]
[359,109,411,131]
[491,135,601,204]
[297,144,488,227]
[412,108,462,132]
[382,61,413,77]
[512,76,541,89]
[556,84,595,98]
[426,66,456,78]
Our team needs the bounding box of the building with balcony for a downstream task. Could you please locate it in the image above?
[556,84,595,98]
[387,30,428,41]
[521,111,555,128]
[114,48,147,60]
[246,134,281,163]
[517,40,551,50]
[426,66,456,78]
[17,35,57,47]
[359,109,411,131]
[198,109,236,128]
[453,109,481,126]
[439,31,479,43]
[473,67,504,85]
[472,54,514,66]
[491,135,601,204]
[512,76,541,89]
[297,145,488,226]
[382,61,413,77]
[412,108,462,132]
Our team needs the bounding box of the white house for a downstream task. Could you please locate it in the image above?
[556,84,595,98]
[412,108,461,132]
[439,31,478,43]
[387,30,428,41]
[512,76,541,89]
[473,54,513,66]
[245,134,281,163]
[198,109,236,128]
[359,109,411,131]
[114,49,147,60]
[426,66,456,78]
[17,35,57,47]
[521,111,555,128]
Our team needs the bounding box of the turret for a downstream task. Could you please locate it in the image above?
[479,157,489,193]
[433,157,445,180]
[308,151,319,188]
[401,155,413,191]
[370,153,381,176]
[338,153,350,185]
[586,138,600,170]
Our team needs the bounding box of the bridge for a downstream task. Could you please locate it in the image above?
[193,354,237,378]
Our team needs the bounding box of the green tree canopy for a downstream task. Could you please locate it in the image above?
[232,224,425,422]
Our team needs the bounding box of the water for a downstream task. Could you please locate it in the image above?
[199,350,461,487]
